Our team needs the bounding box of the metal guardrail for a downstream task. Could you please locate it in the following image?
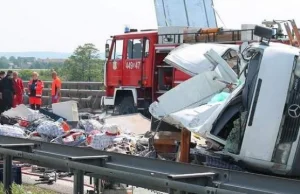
[23,81,104,90]
[41,88,105,97]
[22,81,105,109]
[0,136,300,194]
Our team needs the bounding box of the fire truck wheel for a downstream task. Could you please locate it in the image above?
[142,101,151,118]
[115,96,137,115]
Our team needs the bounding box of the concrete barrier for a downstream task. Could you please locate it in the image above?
[23,81,105,109]
[23,81,104,90]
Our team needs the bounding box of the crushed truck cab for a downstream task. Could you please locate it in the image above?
[150,26,300,176]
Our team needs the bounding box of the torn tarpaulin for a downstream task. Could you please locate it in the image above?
[150,44,241,119]
[149,43,247,145]
[164,43,239,77]
[149,71,231,119]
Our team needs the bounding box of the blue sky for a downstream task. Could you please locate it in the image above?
[0,0,299,52]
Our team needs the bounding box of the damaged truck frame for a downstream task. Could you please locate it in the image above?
[150,25,300,177]
[1,25,300,194]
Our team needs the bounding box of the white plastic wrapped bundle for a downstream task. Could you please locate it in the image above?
[0,125,26,138]
[36,121,64,138]
[102,123,120,134]
[90,133,114,150]
[78,119,103,133]
[27,112,45,122]
[90,123,137,151]
[90,134,136,151]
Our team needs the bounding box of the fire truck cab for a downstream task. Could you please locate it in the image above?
[102,29,188,115]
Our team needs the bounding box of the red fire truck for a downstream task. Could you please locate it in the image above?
[101,24,296,116]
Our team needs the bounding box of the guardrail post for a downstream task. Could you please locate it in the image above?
[3,155,12,194]
[94,178,100,193]
[73,170,84,194]
[168,189,186,194]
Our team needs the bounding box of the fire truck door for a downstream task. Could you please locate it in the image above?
[106,39,124,86]
[123,38,150,86]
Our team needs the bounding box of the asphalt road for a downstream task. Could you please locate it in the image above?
[22,173,94,194]
[22,171,162,194]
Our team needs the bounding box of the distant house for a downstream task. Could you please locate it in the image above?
[17,57,35,69]
[37,58,66,63]
[19,62,32,69]
[18,57,36,62]
[8,62,14,69]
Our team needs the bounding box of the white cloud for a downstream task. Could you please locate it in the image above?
[213,0,300,28]
[0,0,157,52]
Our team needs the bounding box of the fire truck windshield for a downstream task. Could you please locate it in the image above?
[127,39,142,59]
[110,39,123,60]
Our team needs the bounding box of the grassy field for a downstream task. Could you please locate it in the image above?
[0,69,48,71]
[0,183,57,194]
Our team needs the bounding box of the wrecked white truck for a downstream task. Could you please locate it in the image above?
[150,25,300,176]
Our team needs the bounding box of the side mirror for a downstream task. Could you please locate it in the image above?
[254,25,273,39]
[105,43,109,58]
[254,25,273,45]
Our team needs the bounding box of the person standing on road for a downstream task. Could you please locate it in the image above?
[1,70,15,111]
[28,72,44,110]
[51,71,61,104]
[12,71,25,107]
[0,71,6,113]
[0,71,5,80]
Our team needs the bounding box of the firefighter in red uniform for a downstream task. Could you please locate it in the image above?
[12,71,25,107]
[28,72,44,110]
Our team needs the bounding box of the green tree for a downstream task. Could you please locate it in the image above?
[17,69,53,81]
[8,56,19,65]
[38,69,54,81]
[62,43,103,81]
[0,56,9,68]
[8,56,16,61]
[18,69,33,80]
[30,61,42,69]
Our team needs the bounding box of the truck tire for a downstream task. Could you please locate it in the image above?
[114,96,137,115]
[141,100,151,118]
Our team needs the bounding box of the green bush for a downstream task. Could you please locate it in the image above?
[16,69,55,81]
[0,183,56,194]
[18,70,33,81]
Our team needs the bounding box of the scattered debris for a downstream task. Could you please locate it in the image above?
[0,102,153,157]
[35,172,57,185]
